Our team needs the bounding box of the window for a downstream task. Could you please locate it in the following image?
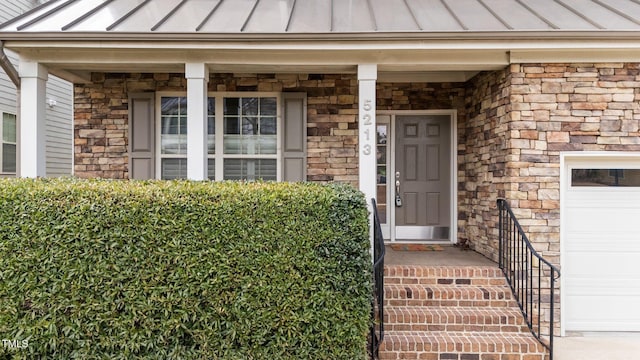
[158,93,280,181]
[376,124,388,224]
[221,97,277,181]
[1,112,17,174]
[572,168,640,187]
[207,97,215,180]
[159,96,187,180]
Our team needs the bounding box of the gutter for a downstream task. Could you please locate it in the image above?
[0,40,20,88]
[3,30,640,43]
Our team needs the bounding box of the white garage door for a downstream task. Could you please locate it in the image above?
[563,155,640,333]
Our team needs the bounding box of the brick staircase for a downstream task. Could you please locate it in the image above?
[379,265,548,360]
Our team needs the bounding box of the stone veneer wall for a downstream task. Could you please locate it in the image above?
[75,64,640,265]
[377,82,465,111]
[73,71,507,256]
[462,63,640,334]
[460,63,640,265]
[75,73,362,182]
[74,73,468,183]
[507,63,640,265]
[458,69,512,259]
[75,74,479,252]
[75,73,184,179]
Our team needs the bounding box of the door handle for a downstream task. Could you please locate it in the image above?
[395,172,402,207]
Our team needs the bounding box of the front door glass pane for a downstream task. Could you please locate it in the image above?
[376,124,388,224]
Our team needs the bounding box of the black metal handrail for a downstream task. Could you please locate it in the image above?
[370,199,385,359]
[497,198,561,360]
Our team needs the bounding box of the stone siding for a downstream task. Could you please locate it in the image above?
[74,74,468,185]
[74,65,640,268]
[74,73,362,182]
[460,63,640,335]
[508,63,640,264]
[460,63,640,265]
[458,69,512,258]
[74,73,186,179]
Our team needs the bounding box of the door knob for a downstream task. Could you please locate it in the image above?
[395,172,402,207]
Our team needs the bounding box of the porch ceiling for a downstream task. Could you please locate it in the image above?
[13,46,511,83]
[16,43,640,84]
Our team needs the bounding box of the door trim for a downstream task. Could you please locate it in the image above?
[378,110,457,244]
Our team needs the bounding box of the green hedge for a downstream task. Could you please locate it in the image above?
[0,179,371,359]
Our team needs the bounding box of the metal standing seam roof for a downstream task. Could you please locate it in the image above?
[2,0,640,38]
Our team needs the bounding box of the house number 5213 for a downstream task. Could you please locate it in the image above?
[362,99,373,155]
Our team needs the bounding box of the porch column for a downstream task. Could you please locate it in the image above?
[358,64,377,205]
[358,64,377,251]
[19,60,48,178]
[185,63,209,180]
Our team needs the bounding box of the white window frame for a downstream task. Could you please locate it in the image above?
[0,111,17,176]
[155,92,188,180]
[375,115,391,238]
[155,92,282,181]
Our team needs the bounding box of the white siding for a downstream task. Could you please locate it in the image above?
[0,0,73,176]
[45,74,73,176]
[0,0,24,115]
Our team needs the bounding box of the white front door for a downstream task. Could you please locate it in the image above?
[375,112,455,243]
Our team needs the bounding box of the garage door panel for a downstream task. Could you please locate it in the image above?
[566,278,640,295]
[564,156,640,333]
[566,190,640,198]
[565,294,640,332]
[566,188,640,196]
[565,255,640,278]
[564,236,640,252]
[565,195,640,210]
[565,232,639,246]
[565,209,640,232]
[565,248,640,282]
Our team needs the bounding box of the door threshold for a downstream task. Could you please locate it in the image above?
[385,240,454,245]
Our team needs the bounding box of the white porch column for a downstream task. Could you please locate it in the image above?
[19,60,48,178]
[358,64,377,251]
[358,64,378,205]
[185,63,209,180]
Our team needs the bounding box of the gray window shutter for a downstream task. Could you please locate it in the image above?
[128,93,155,180]
[281,93,307,182]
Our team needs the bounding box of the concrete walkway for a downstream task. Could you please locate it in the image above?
[555,334,640,360]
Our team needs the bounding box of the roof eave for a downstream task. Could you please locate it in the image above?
[2,30,640,42]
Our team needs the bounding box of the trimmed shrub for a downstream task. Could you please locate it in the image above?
[0,179,371,359]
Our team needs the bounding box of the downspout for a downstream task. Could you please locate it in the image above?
[0,40,21,88]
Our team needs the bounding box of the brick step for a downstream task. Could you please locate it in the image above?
[385,265,507,287]
[384,284,516,308]
[384,307,530,333]
[379,331,548,360]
